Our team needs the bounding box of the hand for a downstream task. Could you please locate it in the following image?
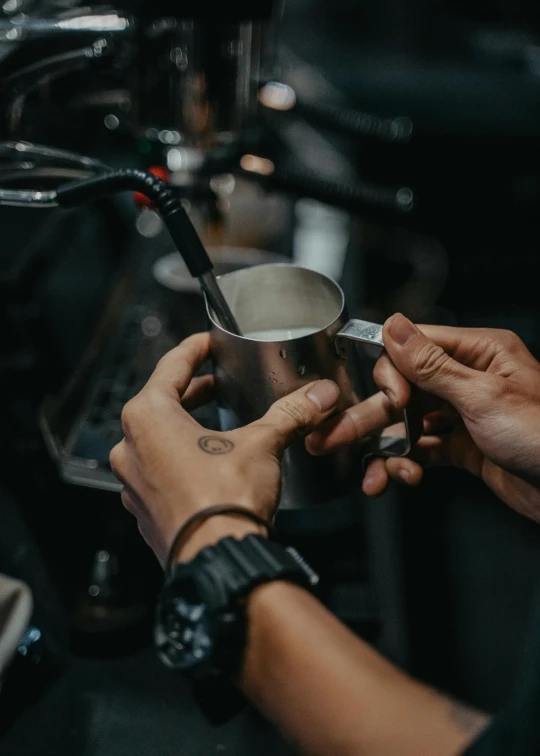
[306,313,540,522]
[110,332,339,566]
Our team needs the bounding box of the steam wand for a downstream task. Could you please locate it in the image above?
[0,168,241,335]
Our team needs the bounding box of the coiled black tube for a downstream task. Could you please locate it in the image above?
[56,168,212,278]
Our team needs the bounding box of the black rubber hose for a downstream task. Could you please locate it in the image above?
[282,101,412,143]
[240,164,414,214]
[55,168,213,278]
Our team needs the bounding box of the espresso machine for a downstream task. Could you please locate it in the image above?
[0,0,418,695]
[0,1,276,144]
[0,0,415,201]
[0,0,418,491]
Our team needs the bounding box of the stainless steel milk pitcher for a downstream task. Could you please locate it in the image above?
[205,263,420,510]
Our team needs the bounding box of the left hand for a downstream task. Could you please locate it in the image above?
[110,332,339,567]
[305,315,540,523]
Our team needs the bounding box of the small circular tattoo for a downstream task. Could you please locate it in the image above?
[197,435,234,455]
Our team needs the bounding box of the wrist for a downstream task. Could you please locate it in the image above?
[172,514,267,564]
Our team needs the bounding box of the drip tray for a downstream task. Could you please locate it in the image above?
[41,288,218,492]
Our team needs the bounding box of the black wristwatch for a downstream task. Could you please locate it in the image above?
[155,534,318,723]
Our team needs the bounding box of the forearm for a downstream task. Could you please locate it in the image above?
[240,581,488,756]
[177,519,488,755]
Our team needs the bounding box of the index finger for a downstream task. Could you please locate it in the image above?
[413,324,533,369]
[146,332,211,399]
[416,325,497,366]
[373,325,497,409]
[305,391,399,455]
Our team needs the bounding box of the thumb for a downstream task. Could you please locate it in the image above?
[250,379,340,453]
[383,313,479,411]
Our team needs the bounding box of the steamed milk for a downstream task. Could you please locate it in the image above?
[244,327,319,341]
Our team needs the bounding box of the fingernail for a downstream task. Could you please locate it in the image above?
[399,469,410,483]
[304,432,322,455]
[306,380,339,412]
[382,387,398,407]
[388,313,418,346]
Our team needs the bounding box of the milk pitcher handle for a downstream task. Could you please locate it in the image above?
[336,319,423,459]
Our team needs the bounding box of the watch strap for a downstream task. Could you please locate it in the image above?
[156,535,318,724]
[178,534,319,612]
[165,505,277,574]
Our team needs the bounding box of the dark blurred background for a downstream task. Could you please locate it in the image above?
[1,0,540,753]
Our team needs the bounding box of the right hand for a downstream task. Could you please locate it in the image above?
[306,314,540,522]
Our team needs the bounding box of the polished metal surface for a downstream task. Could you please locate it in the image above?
[337,319,384,347]
[199,271,241,335]
[134,19,273,146]
[2,39,114,136]
[0,187,57,206]
[335,320,422,457]
[0,7,274,146]
[0,10,131,41]
[205,264,361,510]
[0,141,109,205]
[205,264,420,509]
[0,141,110,172]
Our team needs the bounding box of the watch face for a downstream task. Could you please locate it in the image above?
[155,595,214,671]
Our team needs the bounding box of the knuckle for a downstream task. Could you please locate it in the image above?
[278,397,311,428]
[109,443,124,476]
[495,329,524,353]
[483,374,508,403]
[347,407,369,440]
[120,393,148,436]
[412,342,450,381]
[155,350,177,372]
[120,400,136,436]
[462,374,507,417]
[120,488,134,513]
[181,332,204,350]
[156,342,196,374]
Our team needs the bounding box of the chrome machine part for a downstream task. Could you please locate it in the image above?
[0,3,278,148]
[0,9,132,138]
[199,270,241,335]
[0,186,57,206]
[0,37,118,136]
[0,9,132,41]
[0,140,110,204]
[133,9,278,147]
[0,140,110,172]
[0,158,240,335]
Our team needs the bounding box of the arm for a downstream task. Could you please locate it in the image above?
[111,332,488,755]
[241,580,488,756]
[174,514,488,755]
